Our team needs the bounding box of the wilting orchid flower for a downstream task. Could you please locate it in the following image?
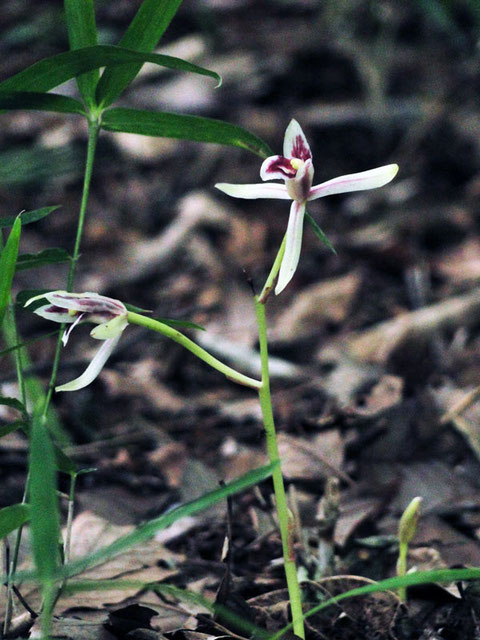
[216,119,398,294]
[25,291,129,392]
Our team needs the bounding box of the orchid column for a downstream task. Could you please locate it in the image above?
[216,119,399,639]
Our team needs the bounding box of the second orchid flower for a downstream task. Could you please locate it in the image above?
[25,291,128,392]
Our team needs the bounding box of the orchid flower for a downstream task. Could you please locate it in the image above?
[216,119,399,294]
[25,291,129,392]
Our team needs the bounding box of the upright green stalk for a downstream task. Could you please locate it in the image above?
[255,296,305,639]
[42,119,100,419]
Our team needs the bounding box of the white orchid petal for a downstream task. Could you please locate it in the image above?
[90,314,128,340]
[283,119,312,161]
[308,164,399,200]
[215,183,291,200]
[45,291,126,315]
[55,335,121,392]
[275,201,306,295]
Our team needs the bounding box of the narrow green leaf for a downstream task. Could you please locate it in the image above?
[154,316,205,331]
[102,109,273,158]
[0,396,26,414]
[96,0,183,108]
[273,568,480,640]
[60,462,276,579]
[64,0,99,109]
[16,248,71,271]
[29,404,61,583]
[123,303,205,331]
[16,289,51,311]
[0,146,81,188]
[0,45,220,97]
[64,580,269,640]
[0,206,60,229]
[0,503,30,539]
[53,443,77,475]
[0,330,59,359]
[0,421,25,438]
[0,217,21,328]
[305,211,337,254]
[0,92,84,115]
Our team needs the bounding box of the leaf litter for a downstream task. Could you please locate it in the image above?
[4,1,480,638]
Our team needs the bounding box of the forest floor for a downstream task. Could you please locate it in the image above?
[3,1,480,638]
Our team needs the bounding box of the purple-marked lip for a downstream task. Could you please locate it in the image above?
[266,157,297,178]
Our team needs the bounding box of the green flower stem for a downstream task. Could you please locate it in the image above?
[126,312,262,390]
[396,542,408,602]
[258,234,286,304]
[42,119,100,419]
[254,296,305,640]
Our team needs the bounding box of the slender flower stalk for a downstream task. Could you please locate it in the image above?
[127,312,261,389]
[216,120,399,637]
[255,294,305,639]
[216,119,398,294]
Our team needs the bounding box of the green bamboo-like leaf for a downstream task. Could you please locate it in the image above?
[96,0,183,108]
[154,316,205,331]
[64,0,99,109]
[64,580,269,640]
[0,330,59,359]
[0,396,26,414]
[0,92,84,115]
[60,461,276,579]
[0,503,30,539]
[0,217,21,328]
[0,206,60,229]
[305,211,337,254]
[29,404,61,584]
[102,109,273,158]
[16,248,71,272]
[16,288,51,310]
[0,45,220,97]
[0,421,25,438]
[53,443,77,475]
[123,303,205,331]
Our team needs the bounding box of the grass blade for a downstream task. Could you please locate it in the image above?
[60,461,276,579]
[305,211,337,254]
[102,108,273,157]
[0,217,21,328]
[64,0,99,109]
[28,403,61,584]
[16,248,71,271]
[273,567,480,640]
[0,206,60,229]
[0,504,30,539]
[96,0,183,108]
[0,45,219,97]
[0,92,84,115]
